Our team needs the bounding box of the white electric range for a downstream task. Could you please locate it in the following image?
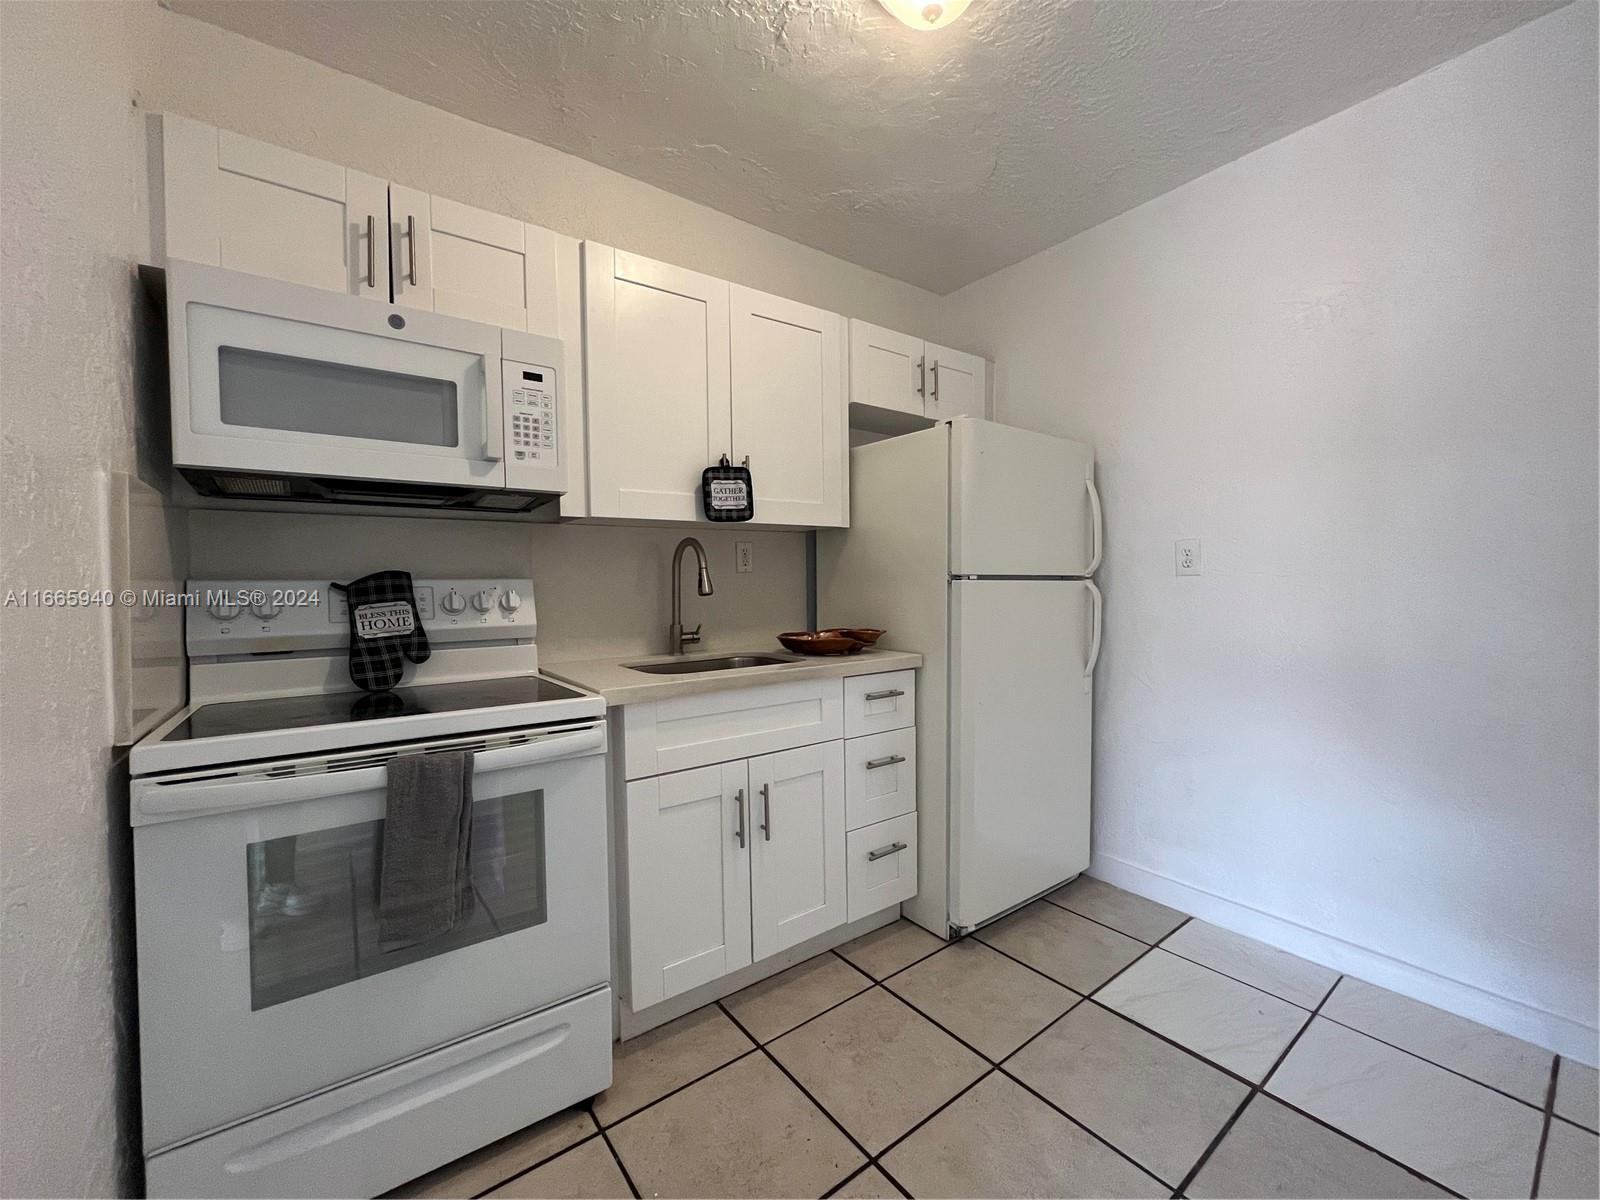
[129,578,612,1199]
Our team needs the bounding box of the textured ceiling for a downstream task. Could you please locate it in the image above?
[169,0,1564,293]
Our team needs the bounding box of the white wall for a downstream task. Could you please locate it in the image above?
[0,4,942,1195]
[942,2,1598,1058]
[0,5,154,1197]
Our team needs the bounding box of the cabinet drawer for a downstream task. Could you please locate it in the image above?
[845,727,917,831]
[846,812,918,923]
[844,671,916,739]
[623,679,845,780]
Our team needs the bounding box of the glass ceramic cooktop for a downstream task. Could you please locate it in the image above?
[162,676,589,742]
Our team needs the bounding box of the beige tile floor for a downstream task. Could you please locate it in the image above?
[391,879,1599,1200]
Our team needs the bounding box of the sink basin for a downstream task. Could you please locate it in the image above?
[625,654,796,675]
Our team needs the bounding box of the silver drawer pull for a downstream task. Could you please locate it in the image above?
[865,754,906,770]
[734,788,746,849]
[864,689,906,702]
[867,841,908,862]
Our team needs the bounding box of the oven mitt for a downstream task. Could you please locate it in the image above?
[331,570,431,693]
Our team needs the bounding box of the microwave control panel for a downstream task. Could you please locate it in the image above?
[508,366,557,466]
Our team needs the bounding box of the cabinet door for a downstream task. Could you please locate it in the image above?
[749,743,846,961]
[391,191,566,336]
[161,115,387,299]
[847,319,926,418]
[924,343,987,421]
[730,286,846,527]
[585,244,732,520]
[625,763,752,1010]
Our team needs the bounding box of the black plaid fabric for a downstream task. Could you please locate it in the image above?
[330,570,431,692]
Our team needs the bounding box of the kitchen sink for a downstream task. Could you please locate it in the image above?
[625,654,796,675]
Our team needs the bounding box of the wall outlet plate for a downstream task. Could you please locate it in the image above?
[736,541,753,573]
[1175,538,1202,576]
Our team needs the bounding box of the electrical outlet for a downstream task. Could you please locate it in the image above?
[736,541,753,574]
[1175,538,1202,576]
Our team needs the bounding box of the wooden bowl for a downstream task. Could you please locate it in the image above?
[824,627,885,645]
[778,631,866,656]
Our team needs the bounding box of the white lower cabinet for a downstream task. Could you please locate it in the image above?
[750,743,846,961]
[621,674,916,1012]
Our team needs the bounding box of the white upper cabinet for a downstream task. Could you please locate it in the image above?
[584,247,848,527]
[584,244,731,522]
[748,742,846,961]
[847,319,989,432]
[730,286,846,528]
[848,320,927,419]
[161,115,387,299]
[924,343,987,421]
[390,190,566,335]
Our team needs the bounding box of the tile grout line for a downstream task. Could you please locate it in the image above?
[596,1042,763,1131]
[594,1121,642,1200]
[1171,972,1341,1196]
[466,1122,605,1199]
[991,941,1466,1200]
[714,997,895,1191]
[1529,1056,1560,1199]
[1040,891,1189,946]
[1067,905,1561,1118]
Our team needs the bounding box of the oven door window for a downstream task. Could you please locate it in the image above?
[218,347,461,448]
[246,790,546,1011]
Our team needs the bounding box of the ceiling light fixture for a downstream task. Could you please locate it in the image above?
[877,0,972,32]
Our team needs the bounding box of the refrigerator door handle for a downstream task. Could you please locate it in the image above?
[1084,475,1104,576]
[1084,579,1103,686]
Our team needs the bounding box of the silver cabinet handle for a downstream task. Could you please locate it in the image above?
[929,360,939,406]
[364,214,376,289]
[406,214,418,285]
[916,355,926,398]
[867,841,908,862]
[864,689,905,702]
[734,788,746,849]
[760,783,772,841]
[865,754,906,770]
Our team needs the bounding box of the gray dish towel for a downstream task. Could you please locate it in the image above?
[378,750,475,950]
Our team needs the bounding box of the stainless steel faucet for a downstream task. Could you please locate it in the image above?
[669,537,714,654]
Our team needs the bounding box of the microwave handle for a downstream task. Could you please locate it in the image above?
[484,377,504,463]
[135,725,604,819]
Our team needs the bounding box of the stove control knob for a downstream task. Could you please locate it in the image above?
[209,600,242,621]
[250,599,283,620]
[471,589,494,613]
[440,588,467,615]
[499,589,523,615]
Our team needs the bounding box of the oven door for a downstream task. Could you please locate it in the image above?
[131,721,609,1152]
[167,260,506,488]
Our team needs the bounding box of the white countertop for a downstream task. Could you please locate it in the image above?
[544,646,922,706]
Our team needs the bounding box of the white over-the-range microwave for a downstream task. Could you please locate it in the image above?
[162,260,569,513]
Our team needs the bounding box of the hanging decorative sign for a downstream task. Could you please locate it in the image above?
[701,454,754,522]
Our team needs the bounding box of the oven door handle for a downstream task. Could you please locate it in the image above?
[135,725,606,820]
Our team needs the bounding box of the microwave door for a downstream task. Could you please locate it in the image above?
[168,261,507,490]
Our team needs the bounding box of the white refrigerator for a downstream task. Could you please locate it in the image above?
[818,418,1102,936]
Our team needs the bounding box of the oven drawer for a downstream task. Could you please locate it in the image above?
[847,812,918,922]
[843,671,915,739]
[622,678,845,779]
[144,986,611,1199]
[845,727,917,831]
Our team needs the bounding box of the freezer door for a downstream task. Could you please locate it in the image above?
[948,579,1093,931]
[949,419,1097,577]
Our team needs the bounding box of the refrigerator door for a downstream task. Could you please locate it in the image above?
[948,578,1093,932]
[949,419,1098,578]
